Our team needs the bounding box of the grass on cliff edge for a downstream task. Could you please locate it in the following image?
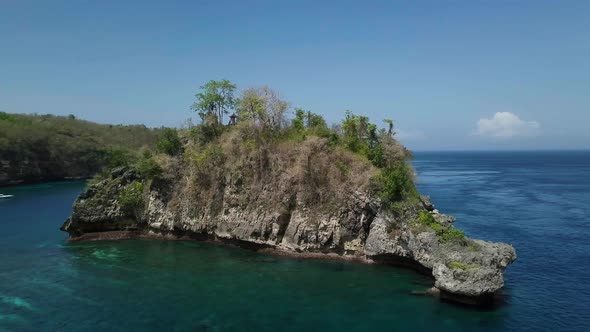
[448,261,479,270]
[415,210,466,244]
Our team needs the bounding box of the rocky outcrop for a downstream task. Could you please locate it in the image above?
[61,167,140,235]
[365,215,515,303]
[62,167,516,306]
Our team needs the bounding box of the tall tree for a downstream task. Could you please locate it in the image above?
[236,88,266,122]
[383,119,395,137]
[236,86,288,130]
[191,80,237,124]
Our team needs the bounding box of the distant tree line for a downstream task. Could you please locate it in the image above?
[0,112,162,185]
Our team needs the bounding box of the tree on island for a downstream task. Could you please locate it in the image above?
[236,86,289,131]
[383,119,395,137]
[191,80,237,124]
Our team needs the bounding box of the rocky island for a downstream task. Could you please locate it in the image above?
[61,82,516,306]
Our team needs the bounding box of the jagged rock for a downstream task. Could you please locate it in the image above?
[110,166,127,178]
[432,211,456,225]
[121,169,138,183]
[420,195,435,211]
[61,176,138,236]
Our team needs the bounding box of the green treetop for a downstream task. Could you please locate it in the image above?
[191,80,237,124]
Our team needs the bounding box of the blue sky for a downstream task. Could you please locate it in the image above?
[1,0,588,150]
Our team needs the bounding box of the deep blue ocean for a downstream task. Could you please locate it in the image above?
[1,151,589,331]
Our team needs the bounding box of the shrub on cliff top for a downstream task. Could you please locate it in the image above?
[134,151,163,180]
[118,181,144,213]
[286,108,331,142]
[156,128,183,156]
[373,161,419,209]
[103,147,137,168]
[189,121,224,146]
[331,110,417,210]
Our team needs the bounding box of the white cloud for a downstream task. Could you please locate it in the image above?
[475,112,540,138]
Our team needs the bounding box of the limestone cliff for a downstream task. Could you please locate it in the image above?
[62,151,516,305]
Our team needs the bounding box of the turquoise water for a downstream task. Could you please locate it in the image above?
[1,151,589,331]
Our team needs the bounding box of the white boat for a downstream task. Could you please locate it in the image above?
[0,194,14,199]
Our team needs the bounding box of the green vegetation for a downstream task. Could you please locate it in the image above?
[118,181,144,212]
[341,111,379,157]
[135,151,163,180]
[0,112,161,185]
[156,128,183,156]
[383,119,395,137]
[448,261,479,270]
[189,118,224,145]
[175,80,417,216]
[84,149,163,189]
[418,210,437,225]
[375,162,419,208]
[440,228,467,243]
[416,210,466,244]
[104,147,137,168]
[191,79,237,124]
[188,144,225,172]
[287,108,331,141]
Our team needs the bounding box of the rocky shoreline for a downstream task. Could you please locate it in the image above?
[61,167,516,307]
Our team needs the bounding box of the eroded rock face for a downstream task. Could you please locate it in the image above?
[61,168,140,236]
[62,169,516,305]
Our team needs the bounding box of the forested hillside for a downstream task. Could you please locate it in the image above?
[0,112,160,186]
